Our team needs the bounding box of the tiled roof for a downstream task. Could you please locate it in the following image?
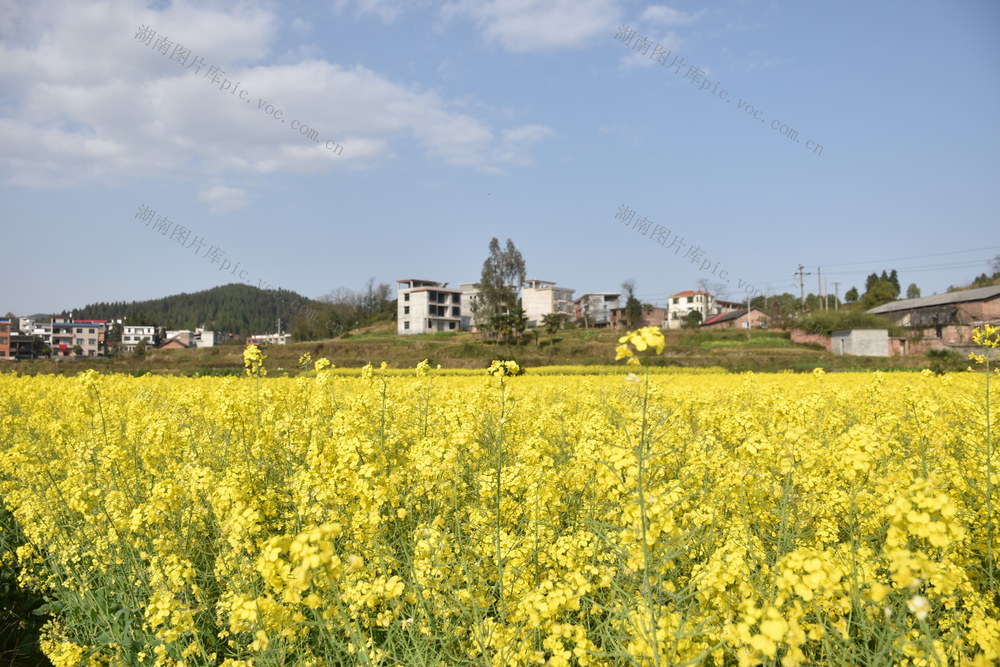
[867,284,1000,314]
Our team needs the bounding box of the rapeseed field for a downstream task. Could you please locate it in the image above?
[0,327,997,665]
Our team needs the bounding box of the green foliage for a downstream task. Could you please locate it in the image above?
[0,505,50,665]
[621,280,643,328]
[473,238,526,338]
[859,270,901,309]
[926,348,967,375]
[70,284,317,338]
[906,283,921,299]
[845,286,859,303]
[796,310,900,336]
[683,310,703,328]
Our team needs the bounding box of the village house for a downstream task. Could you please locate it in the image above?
[0,317,10,359]
[397,279,463,335]
[701,307,770,329]
[521,279,575,328]
[609,305,668,329]
[575,293,620,327]
[665,291,742,329]
[867,284,1000,350]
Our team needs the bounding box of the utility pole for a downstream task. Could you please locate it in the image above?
[817,267,823,311]
[795,264,812,307]
[833,282,840,311]
[824,277,829,311]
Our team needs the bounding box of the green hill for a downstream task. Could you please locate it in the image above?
[67,283,321,337]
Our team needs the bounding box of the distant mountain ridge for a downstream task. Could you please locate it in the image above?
[68,283,321,337]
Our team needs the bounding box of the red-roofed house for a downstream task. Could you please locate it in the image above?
[666,291,742,328]
[701,307,770,329]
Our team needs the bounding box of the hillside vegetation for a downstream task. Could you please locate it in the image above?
[68,283,321,337]
[5,326,932,376]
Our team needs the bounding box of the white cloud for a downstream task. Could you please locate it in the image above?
[198,185,253,213]
[641,5,706,27]
[0,0,552,188]
[333,0,406,23]
[441,0,622,53]
[618,30,683,68]
[491,124,554,165]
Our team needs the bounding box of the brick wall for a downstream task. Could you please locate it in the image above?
[790,328,832,351]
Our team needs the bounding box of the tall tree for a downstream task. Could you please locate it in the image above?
[473,238,526,340]
[888,269,900,293]
[906,283,921,299]
[541,313,562,347]
[861,281,898,309]
[621,280,643,328]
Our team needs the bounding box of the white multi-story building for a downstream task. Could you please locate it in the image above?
[30,323,52,346]
[195,327,225,347]
[575,293,620,327]
[18,317,36,334]
[521,279,574,328]
[397,279,463,334]
[246,333,290,346]
[459,282,481,331]
[665,291,742,328]
[122,325,156,352]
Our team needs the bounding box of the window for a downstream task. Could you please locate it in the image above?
[452,306,460,317]
[76,328,83,333]
[404,293,410,301]
[404,321,410,330]
[449,322,456,330]
[686,297,694,303]
[403,306,409,315]
[452,294,460,304]
[672,298,679,304]
[76,338,84,345]
[88,339,96,345]
[89,328,95,334]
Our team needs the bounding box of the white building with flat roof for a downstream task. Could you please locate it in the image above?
[521,279,574,328]
[459,283,481,331]
[246,333,291,346]
[122,325,156,352]
[575,293,620,327]
[397,279,464,334]
[195,327,225,347]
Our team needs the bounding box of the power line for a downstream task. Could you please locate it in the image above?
[822,257,993,276]
[820,245,1000,268]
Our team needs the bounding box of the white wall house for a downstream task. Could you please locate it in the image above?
[459,282,481,331]
[665,291,743,328]
[31,323,51,346]
[666,291,713,329]
[397,279,464,334]
[521,279,574,328]
[122,325,156,352]
[831,329,889,356]
[575,293,620,326]
[195,327,225,347]
[246,333,291,346]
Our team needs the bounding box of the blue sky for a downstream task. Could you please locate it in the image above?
[2,0,998,316]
